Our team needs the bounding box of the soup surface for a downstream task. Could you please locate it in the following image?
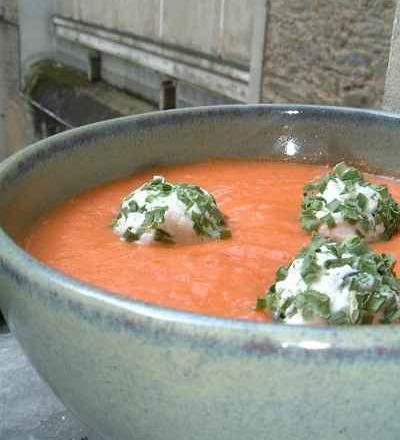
[24,160,400,321]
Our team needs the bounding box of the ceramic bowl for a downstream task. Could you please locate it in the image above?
[1,105,400,440]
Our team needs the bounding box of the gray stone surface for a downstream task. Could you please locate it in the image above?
[56,33,238,108]
[162,0,222,56]
[262,0,396,108]
[0,13,20,159]
[19,0,55,75]
[248,0,268,103]
[221,0,254,64]
[114,0,161,40]
[53,0,254,67]
[3,95,35,157]
[384,0,400,112]
[0,23,8,158]
[100,53,162,106]
[0,332,100,440]
[55,38,90,76]
[176,79,237,108]
[0,0,18,24]
[54,0,162,39]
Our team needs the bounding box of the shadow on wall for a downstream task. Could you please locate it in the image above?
[24,60,157,140]
[0,312,6,333]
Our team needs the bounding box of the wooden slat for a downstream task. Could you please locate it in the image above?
[53,16,249,102]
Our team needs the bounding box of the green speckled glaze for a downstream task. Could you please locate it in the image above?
[1,105,400,440]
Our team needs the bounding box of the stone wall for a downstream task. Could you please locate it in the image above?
[262,0,396,108]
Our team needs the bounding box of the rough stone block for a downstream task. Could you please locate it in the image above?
[262,0,396,108]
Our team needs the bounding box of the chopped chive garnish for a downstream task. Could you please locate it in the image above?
[301,162,400,241]
[260,234,400,325]
[112,176,230,244]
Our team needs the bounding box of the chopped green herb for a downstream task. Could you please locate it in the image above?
[301,254,321,284]
[112,176,230,244]
[301,162,400,242]
[258,234,400,325]
[256,297,267,310]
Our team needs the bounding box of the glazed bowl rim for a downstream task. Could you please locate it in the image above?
[3,103,400,349]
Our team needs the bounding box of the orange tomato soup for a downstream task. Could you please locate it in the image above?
[24,160,400,321]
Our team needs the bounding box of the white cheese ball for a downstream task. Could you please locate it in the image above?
[274,247,356,324]
[301,163,400,242]
[261,235,400,325]
[113,176,230,245]
[315,178,385,242]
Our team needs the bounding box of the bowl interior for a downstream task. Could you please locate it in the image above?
[1,105,400,243]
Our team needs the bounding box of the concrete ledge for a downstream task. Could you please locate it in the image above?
[53,16,249,102]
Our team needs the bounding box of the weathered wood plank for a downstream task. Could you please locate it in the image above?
[53,16,249,102]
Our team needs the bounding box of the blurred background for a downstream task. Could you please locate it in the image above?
[0,0,397,163]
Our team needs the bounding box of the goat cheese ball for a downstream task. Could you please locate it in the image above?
[257,235,400,325]
[112,176,230,245]
[301,162,400,242]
